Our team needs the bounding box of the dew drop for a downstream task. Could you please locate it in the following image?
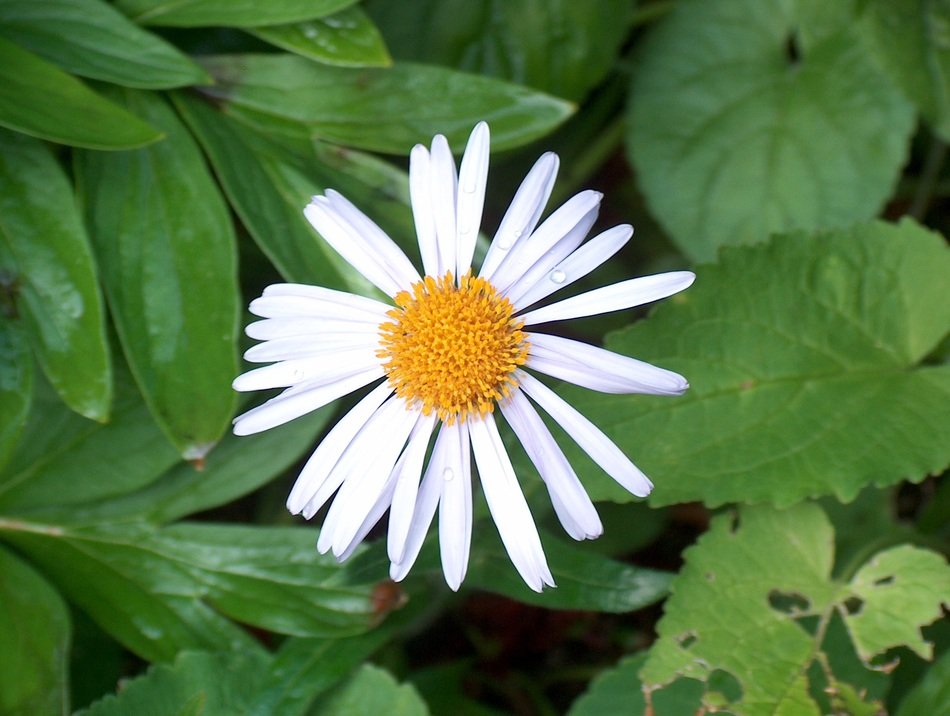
[293,369,306,381]
[463,180,477,194]
[442,467,454,482]
[549,269,567,284]
[497,237,512,250]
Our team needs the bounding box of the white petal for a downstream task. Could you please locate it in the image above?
[262,283,392,315]
[243,333,379,363]
[468,414,554,592]
[336,473,399,562]
[232,368,384,436]
[438,421,472,591]
[527,333,688,396]
[286,380,393,514]
[232,348,380,391]
[246,317,381,341]
[491,190,602,296]
[520,271,696,325]
[512,224,633,311]
[249,295,389,324]
[516,370,654,497]
[499,390,602,540]
[480,152,559,281]
[410,144,440,277]
[388,413,437,563]
[304,198,403,297]
[429,134,458,278]
[324,189,421,288]
[455,122,490,278]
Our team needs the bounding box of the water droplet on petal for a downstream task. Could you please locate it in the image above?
[463,180,477,193]
[550,269,566,284]
[442,467,454,482]
[293,369,306,381]
[497,237,512,250]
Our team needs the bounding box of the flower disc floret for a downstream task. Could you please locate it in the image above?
[378,272,529,423]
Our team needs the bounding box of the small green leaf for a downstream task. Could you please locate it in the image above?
[0,321,31,472]
[0,37,161,149]
[569,220,950,507]
[249,6,391,67]
[312,664,429,716]
[0,0,209,88]
[896,649,950,716]
[859,0,950,140]
[0,545,70,716]
[115,0,358,27]
[628,0,915,260]
[77,650,270,716]
[76,89,239,460]
[198,55,574,153]
[0,129,111,421]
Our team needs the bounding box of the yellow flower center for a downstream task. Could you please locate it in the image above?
[378,272,529,423]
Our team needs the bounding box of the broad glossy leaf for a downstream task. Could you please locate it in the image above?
[76,89,238,460]
[0,321,31,471]
[641,503,950,715]
[567,220,950,507]
[628,0,914,260]
[0,37,161,149]
[0,129,111,421]
[312,664,428,716]
[365,0,630,101]
[896,649,950,716]
[0,545,70,716]
[0,0,209,88]
[78,650,270,716]
[859,0,950,140]
[115,0,357,27]
[249,6,391,67]
[198,55,574,153]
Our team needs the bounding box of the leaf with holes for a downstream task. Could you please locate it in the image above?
[627,0,914,260]
[640,503,950,715]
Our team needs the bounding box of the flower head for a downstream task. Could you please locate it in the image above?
[233,123,694,592]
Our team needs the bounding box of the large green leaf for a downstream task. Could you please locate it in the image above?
[640,503,950,715]
[567,220,950,507]
[0,321,31,472]
[896,649,950,716]
[249,6,391,67]
[115,0,357,27]
[627,0,915,260]
[0,545,70,716]
[365,0,631,101]
[197,55,574,153]
[0,0,209,88]
[0,37,161,149]
[76,90,238,460]
[312,664,429,716]
[0,129,111,421]
[859,0,950,141]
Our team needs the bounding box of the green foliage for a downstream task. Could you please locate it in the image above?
[114,0,358,28]
[312,664,429,716]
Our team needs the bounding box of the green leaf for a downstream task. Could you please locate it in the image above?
[859,0,950,140]
[77,650,270,716]
[627,0,915,260]
[365,0,631,101]
[0,321,31,472]
[0,37,161,149]
[76,89,239,460]
[0,129,111,421]
[197,55,574,153]
[0,545,70,716]
[312,664,429,716]
[570,220,950,507]
[0,0,209,89]
[640,503,950,715]
[115,0,358,27]
[896,649,950,716]
[249,6,391,67]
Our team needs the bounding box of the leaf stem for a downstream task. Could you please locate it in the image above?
[909,136,947,220]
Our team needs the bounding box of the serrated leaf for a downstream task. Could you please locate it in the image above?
[569,220,950,507]
[640,503,949,716]
[859,0,950,140]
[0,321,31,472]
[115,0,357,27]
[0,0,209,89]
[249,6,391,67]
[896,648,950,716]
[365,0,630,101]
[312,664,429,716]
[0,129,111,421]
[0,37,161,149]
[0,545,70,716]
[197,55,574,154]
[77,650,270,716]
[76,89,238,460]
[628,0,914,260]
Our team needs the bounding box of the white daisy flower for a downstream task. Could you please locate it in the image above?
[233,122,694,592]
